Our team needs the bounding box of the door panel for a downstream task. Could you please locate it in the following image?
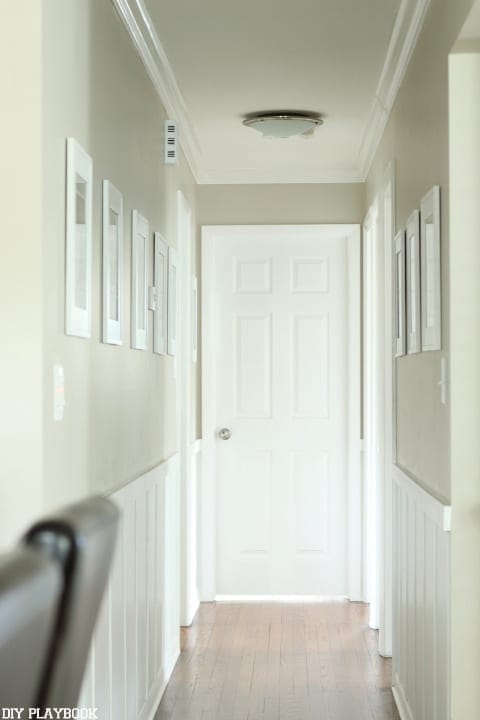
[234,314,272,418]
[214,229,350,595]
[292,313,329,418]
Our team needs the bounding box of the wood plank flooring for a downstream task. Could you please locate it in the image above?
[154,600,400,720]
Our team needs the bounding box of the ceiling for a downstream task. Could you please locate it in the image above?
[120,0,428,183]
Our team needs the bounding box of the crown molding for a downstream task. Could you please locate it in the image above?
[357,0,431,180]
[111,0,202,182]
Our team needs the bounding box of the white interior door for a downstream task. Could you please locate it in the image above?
[205,225,360,596]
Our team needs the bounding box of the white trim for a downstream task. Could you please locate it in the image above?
[347,228,362,602]
[357,0,432,178]
[113,0,430,185]
[200,231,217,601]
[192,275,198,363]
[200,224,362,601]
[111,0,202,182]
[363,199,382,627]
[177,191,199,627]
[392,464,451,531]
[379,160,395,658]
[392,683,414,720]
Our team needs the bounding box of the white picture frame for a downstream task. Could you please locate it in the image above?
[405,210,421,354]
[420,186,442,351]
[394,230,406,358]
[65,138,92,338]
[102,180,123,345]
[167,246,178,356]
[131,210,149,350]
[192,276,198,363]
[153,232,168,355]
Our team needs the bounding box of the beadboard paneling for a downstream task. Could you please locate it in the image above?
[392,465,451,720]
[79,453,180,720]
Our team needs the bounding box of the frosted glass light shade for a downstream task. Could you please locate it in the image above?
[243,114,323,138]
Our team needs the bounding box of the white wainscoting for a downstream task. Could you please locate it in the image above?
[79,453,180,720]
[392,465,451,720]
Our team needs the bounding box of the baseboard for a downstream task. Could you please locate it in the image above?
[164,649,180,682]
[143,674,168,720]
[392,683,414,720]
[145,651,181,720]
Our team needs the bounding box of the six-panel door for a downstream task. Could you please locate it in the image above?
[214,230,348,595]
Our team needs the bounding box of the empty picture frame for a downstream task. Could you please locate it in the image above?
[405,210,421,354]
[192,276,198,363]
[167,246,178,356]
[131,210,149,350]
[65,138,92,338]
[102,180,123,345]
[420,186,442,351]
[153,232,168,355]
[394,230,406,358]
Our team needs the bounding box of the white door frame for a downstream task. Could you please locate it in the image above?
[363,200,381,627]
[363,161,395,655]
[200,224,362,601]
[380,161,395,657]
[176,190,199,626]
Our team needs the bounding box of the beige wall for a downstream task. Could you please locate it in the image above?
[449,40,480,720]
[366,0,474,502]
[0,2,44,547]
[198,183,365,226]
[42,0,198,510]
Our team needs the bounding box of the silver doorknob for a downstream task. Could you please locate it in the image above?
[218,428,232,441]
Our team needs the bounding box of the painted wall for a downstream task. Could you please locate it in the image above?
[366,0,474,502]
[0,3,44,548]
[198,183,365,226]
[41,0,198,512]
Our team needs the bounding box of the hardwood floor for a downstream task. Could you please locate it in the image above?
[154,600,400,720]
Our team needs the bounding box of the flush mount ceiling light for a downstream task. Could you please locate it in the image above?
[242,112,323,139]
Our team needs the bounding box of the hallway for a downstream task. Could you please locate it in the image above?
[154,600,399,720]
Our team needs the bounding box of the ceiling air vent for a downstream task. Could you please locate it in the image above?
[165,120,178,165]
